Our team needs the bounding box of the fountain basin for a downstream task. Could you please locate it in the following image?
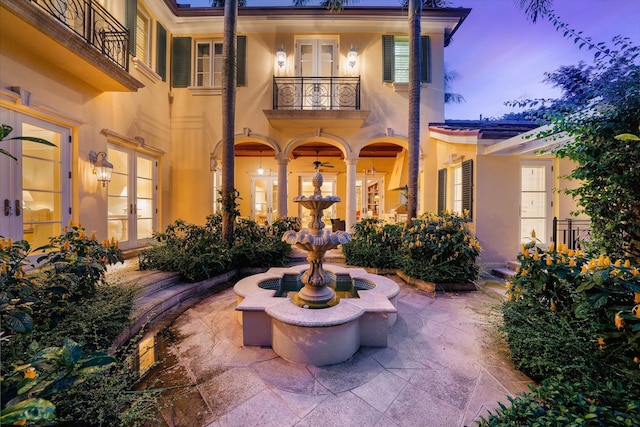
[234,263,400,366]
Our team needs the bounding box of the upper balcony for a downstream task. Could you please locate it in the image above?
[264,76,370,129]
[0,0,143,92]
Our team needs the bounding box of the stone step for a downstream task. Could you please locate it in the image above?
[505,260,520,271]
[491,267,516,281]
[110,270,237,352]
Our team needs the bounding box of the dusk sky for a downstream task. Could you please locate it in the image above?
[178,0,640,120]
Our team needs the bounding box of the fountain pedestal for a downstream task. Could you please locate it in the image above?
[282,170,350,308]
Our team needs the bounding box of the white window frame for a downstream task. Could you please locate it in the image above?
[452,165,462,215]
[136,7,151,66]
[194,39,224,88]
[393,36,409,83]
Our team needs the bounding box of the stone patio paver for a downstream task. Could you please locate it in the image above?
[147,276,531,427]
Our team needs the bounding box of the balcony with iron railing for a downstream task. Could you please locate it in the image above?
[30,0,130,71]
[1,0,143,92]
[264,76,370,129]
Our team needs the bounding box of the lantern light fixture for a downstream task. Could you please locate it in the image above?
[276,46,286,69]
[347,46,358,68]
[257,151,264,175]
[89,150,113,187]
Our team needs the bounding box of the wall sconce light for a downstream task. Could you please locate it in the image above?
[347,46,358,68]
[89,150,113,187]
[257,151,264,175]
[276,47,286,69]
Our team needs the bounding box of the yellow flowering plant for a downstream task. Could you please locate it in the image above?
[342,218,403,269]
[34,223,124,303]
[505,240,640,385]
[399,212,481,283]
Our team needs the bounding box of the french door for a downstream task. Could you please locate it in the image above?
[0,108,70,250]
[520,161,553,245]
[356,176,384,220]
[251,176,278,225]
[107,146,157,250]
[296,38,338,109]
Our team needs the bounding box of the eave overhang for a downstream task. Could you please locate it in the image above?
[155,3,470,42]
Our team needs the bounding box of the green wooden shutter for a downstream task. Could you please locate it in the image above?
[126,0,137,56]
[437,168,447,214]
[382,35,394,83]
[171,37,192,88]
[461,159,473,219]
[420,35,430,83]
[156,23,167,81]
[236,35,246,86]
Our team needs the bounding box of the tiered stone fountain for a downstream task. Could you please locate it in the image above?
[234,170,399,366]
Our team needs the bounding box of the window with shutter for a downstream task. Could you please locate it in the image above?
[156,23,167,81]
[420,36,430,83]
[192,36,247,88]
[453,165,462,214]
[136,8,151,65]
[437,168,446,214]
[125,0,138,56]
[461,159,473,219]
[171,37,192,88]
[382,35,394,82]
[237,35,246,86]
[382,35,431,84]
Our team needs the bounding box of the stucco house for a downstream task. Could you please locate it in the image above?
[0,0,585,269]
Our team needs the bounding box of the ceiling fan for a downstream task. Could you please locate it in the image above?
[311,150,334,170]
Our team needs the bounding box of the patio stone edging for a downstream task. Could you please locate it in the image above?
[109,269,237,353]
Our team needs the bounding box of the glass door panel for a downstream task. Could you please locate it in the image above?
[108,147,157,248]
[108,147,130,244]
[251,176,278,224]
[136,156,154,240]
[520,162,553,245]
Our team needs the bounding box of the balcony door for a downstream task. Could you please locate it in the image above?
[107,146,157,250]
[0,108,70,250]
[296,38,338,109]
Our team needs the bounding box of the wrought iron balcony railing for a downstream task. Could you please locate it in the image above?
[553,217,591,250]
[30,0,129,70]
[273,76,361,110]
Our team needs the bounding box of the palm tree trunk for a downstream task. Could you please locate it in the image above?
[406,0,421,224]
[221,0,238,245]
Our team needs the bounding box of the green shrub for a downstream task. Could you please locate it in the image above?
[138,218,233,282]
[1,225,159,425]
[494,240,640,426]
[400,211,481,283]
[478,375,640,427]
[342,219,403,269]
[51,340,162,426]
[1,238,38,334]
[140,214,295,280]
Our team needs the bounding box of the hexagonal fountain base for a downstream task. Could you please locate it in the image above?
[234,264,400,366]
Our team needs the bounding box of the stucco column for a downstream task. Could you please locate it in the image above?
[276,155,289,218]
[344,157,358,232]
